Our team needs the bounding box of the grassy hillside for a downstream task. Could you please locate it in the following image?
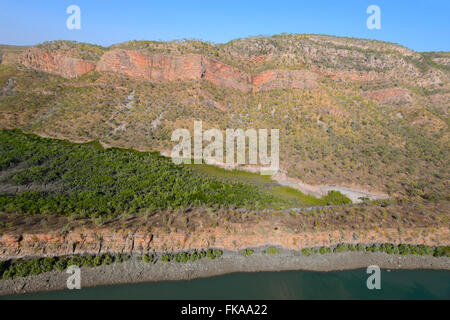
[0,35,448,201]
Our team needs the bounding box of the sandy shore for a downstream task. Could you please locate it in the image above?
[1,248,449,297]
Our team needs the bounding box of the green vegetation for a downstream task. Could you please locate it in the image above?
[0,130,351,217]
[151,249,223,264]
[0,250,224,281]
[141,254,157,264]
[241,244,450,258]
[0,253,130,280]
[241,249,254,256]
[1,35,448,202]
[321,191,352,205]
[319,247,332,254]
[192,163,351,207]
[1,245,448,281]
[0,130,283,216]
[262,246,280,255]
[238,244,450,260]
[322,243,449,257]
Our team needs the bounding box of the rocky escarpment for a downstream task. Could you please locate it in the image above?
[3,47,320,92]
[1,223,448,260]
[96,49,318,92]
[2,35,449,93]
[96,49,251,91]
[2,35,448,93]
[1,202,448,259]
[4,48,96,78]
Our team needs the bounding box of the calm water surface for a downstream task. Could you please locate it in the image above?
[3,269,449,300]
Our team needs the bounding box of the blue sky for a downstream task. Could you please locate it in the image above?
[0,0,449,52]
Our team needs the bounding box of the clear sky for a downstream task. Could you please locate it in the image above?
[0,0,449,52]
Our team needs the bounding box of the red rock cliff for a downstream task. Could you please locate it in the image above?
[14,48,96,78]
[96,49,251,91]
[6,47,321,91]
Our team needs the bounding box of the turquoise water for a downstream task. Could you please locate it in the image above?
[3,269,450,300]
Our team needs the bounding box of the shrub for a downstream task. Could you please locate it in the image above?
[322,191,352,205]
[213,249,223,258]
[142,254,155,263]
[301,248,312,256]
[161,254,172,263]
[55,257,68,271]
[241,249,254,256]
[334,244,348,253]
[206,249,215,260]
[434,246,450,257]
[398,244,411,255]
[189,251,199,262]
[93,255,102,266]
[263,246,280,255]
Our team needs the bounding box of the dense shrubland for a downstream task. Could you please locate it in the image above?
[0,130,351,216]
[0,130,281,216]
[0,249,223,280]
[0,253,130,280]
[299,244,450,257]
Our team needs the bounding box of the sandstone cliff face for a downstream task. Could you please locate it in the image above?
[95,49,321,92]
[96,49,251,91]
[2,35,448,92]
[96,50,202,81]
[7,48,96,78]
[1,201,448,259]
[201,56,251,91]
[1,225,448,259]
[4,47,321,92]
[2,37,447,97]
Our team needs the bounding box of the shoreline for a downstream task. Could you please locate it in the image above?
[1,249,449,297]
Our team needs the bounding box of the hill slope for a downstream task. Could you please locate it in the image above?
[0,34,448,200]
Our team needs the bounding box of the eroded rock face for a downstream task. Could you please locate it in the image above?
[7,47,321,92]
[1,226,448,259]
[96,49,251,91]
[95,50,321,92]
[96,50,203,81]
[16,48,96,78]
[201,57,251,91]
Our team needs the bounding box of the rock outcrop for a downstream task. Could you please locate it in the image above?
[96,49,251,91]
[96,50,320,92]
[4,47,321,92]
[95,50,202,81]
[1,225,448,259]
[6,48,96,78]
